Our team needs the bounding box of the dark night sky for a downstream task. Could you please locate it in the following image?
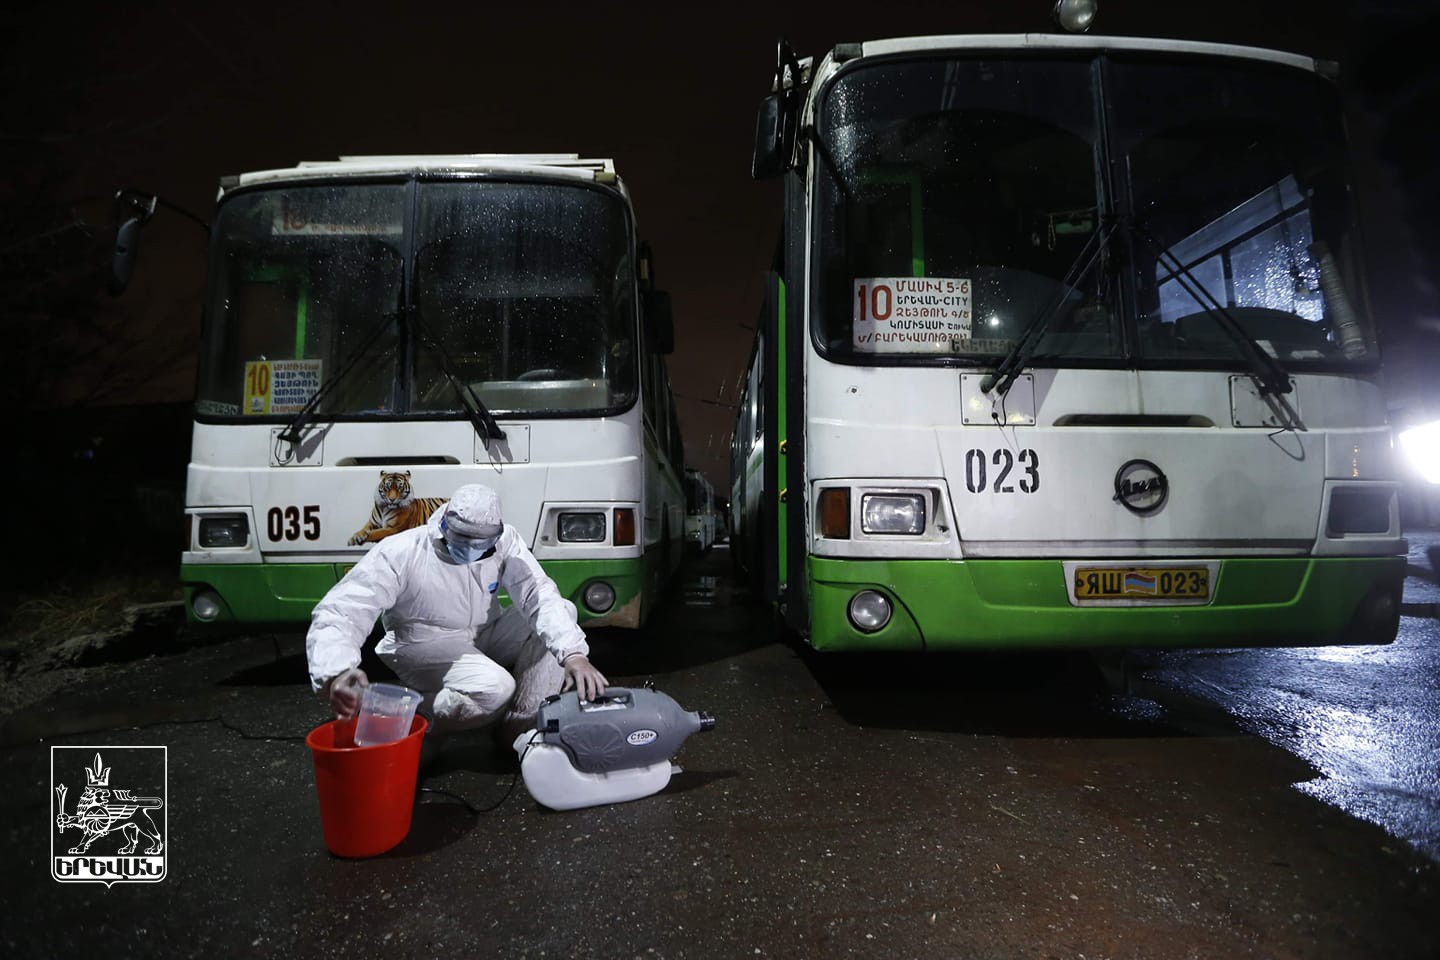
[5,0,1437,487]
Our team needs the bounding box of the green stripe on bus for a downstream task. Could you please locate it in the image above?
[856,170,926,277]
[907,175,924,277]
[806,555,1405,651]
[182,557,649,627]
[295,277,308,359]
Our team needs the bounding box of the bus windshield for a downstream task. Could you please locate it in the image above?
[813,55,1374,367]
[815,58,1120,363]
[1113,58,1375,364]
[197,180,637,419]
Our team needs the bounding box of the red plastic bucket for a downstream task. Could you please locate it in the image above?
[306,714,428,858]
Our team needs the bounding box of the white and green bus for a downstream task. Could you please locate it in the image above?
[685,468,721,553]
[117,155,685,628]
[732,29,1406,651]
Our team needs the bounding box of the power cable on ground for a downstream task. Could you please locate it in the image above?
[74,714,531,813]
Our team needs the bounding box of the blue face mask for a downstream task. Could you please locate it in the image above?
[445,537,496,564]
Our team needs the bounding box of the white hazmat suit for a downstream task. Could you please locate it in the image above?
[306,484,593,738]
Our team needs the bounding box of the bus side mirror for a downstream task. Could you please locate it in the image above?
[752,93,789,180]
[645,289,674,354]
[110,190,158,296]
[754,39,807,179]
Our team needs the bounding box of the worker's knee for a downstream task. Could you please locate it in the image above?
[485,669,518,711]
[446,653,515,698]
[431,686,515,735]
[431,655,515,728]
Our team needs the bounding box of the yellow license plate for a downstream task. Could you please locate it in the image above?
[1073,566,1210,601]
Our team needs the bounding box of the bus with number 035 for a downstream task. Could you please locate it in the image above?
[114,154,685,628]
[730,24,1406,651]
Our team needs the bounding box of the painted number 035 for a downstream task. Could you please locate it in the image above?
[267,505,320,541]
[964,449,1040,494]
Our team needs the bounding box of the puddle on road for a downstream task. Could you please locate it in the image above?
[1135,602,1440,861]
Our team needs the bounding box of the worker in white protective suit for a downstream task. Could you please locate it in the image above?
[305,484,608,743]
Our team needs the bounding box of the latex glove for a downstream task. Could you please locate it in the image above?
[561,654,608,702]
[324,667,369,719]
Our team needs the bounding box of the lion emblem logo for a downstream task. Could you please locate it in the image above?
[53,748,167,885]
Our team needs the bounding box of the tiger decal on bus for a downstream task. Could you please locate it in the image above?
[348,471,448,545]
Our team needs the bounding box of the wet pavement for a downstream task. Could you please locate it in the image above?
[1,542,1437,959]
[1121,529,1440,863]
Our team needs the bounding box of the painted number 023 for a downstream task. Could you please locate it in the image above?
[964,449,1039,494]
[267,505,320,541]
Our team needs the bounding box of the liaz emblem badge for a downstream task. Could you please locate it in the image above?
[52,747,167,886]
[1113,459,1168,516]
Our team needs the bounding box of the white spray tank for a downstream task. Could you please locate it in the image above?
[514,687,716,811]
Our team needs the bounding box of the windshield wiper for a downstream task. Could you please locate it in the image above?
[1129,218,1294,400]
[981,214,1117,398]
[407,308,507,450]
[277,309,398,446]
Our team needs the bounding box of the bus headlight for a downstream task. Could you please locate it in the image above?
[198,515,249,548]
[558,512,607,542]
[192,591,222,621]
[583,581,616,614]
[861,494,926,535]
[1398,420,1440,484]
[1053,0,1098,33]
[847,590,892,633]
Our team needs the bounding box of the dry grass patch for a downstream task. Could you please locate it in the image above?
[1,573,181,659]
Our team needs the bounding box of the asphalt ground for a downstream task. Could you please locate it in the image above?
[0,542,1436,959]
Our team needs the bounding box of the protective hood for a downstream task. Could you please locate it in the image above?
[434,484,505,541]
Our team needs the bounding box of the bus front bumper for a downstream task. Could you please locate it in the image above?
[181,559,646,628]
[806,556,1406,652]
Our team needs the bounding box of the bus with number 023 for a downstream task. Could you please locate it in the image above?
[114,154,686,629]
[730,19,1406,652]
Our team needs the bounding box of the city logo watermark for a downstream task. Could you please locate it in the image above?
[51,746,167,886]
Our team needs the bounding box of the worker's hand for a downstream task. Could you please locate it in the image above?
[561,654,608,702]
[324,667,369,719]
